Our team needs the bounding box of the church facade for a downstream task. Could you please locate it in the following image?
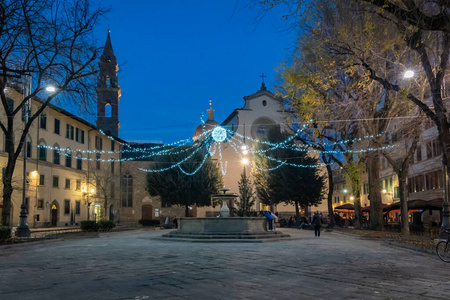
[195,82,300,218]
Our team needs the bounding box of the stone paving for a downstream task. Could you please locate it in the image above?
[0,228,449,300]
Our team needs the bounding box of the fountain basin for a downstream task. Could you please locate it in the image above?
[160,217,291,242]
[178,217,266,233]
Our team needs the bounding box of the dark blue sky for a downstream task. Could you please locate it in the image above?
[93,0,297,143]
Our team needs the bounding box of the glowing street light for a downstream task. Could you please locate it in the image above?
[242,158,249,165]
[45,85,56,92]
[404,70,414,79]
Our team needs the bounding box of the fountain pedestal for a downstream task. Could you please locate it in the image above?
[220,200,230,218]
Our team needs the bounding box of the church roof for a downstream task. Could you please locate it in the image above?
[243,88,282,102]
[193,120,220,138]
[193,104,220,139]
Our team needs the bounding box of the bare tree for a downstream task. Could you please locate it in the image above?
[87,160,116,221]
[0,0,107,226]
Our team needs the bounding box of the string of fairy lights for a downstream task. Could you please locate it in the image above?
[36,122,399,175]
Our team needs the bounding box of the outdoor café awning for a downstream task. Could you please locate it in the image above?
[383,198,444,212]
[362,204,390,213]
[334,203,354,213]
[335,203,354,210]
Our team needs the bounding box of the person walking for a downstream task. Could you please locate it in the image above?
[264,211,274,231]
[312,211,321,237]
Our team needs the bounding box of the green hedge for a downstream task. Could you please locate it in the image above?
[80,220,116,231]
[80,221,98,231]
[139,219,160,226]
[98,220,116,230]
[0,226,12,240]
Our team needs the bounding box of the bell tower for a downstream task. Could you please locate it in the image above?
[96,30,121,136]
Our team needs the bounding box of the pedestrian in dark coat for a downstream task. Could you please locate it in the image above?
[312,211,321,237]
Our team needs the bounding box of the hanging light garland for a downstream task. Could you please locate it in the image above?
[34,117,400,175]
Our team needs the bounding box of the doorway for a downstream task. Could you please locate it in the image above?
[109,205,114,222]
[142,205,152,220]
[51,204,58,226]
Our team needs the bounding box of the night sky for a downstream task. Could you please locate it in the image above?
[92,0,297,143]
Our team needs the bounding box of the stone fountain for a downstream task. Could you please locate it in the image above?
[159,189,291,242]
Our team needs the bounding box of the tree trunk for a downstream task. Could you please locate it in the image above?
[294,200,300,219]
[398,169,410,235]
[185,205,189,217]
[104,196,108,220]
[353,190,362,230]
[1,177,13,226]
[1,129,18,227]
[325,162,335,228]
[367,151,383,230]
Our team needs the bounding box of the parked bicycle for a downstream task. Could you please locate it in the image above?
[436,228,450,262]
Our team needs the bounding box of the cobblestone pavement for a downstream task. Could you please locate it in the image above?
[0,228,449,300]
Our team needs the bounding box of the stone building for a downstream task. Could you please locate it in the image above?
[120,143,185,224]
[0,33,124,227]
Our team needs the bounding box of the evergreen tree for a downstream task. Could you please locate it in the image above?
[146,146,223,217]
[252,128,325,217]
[236,167,256,217]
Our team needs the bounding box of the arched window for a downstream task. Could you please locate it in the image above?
[53,143,60,165]
[106,76,111,87]
[65,149,72,168]
[105,104,111,118]
[39,139,47,161]
[121,172,133,207]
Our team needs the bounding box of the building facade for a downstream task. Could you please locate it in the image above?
[0,33,124,228]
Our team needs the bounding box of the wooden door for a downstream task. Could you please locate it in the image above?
[51,208,58,226]
[142,205,152,220]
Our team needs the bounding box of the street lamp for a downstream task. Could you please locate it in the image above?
[17,81,56,237]
[404,70,414,79]
[45,85,56,92]
[16,76,32,238]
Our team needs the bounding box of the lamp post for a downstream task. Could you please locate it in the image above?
[16,76,31,237]
[441,165,449,238]
[241,157,249,216]
[17,82,56,237]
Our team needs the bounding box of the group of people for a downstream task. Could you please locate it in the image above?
[263,211,278,231]
[263,210,322,237]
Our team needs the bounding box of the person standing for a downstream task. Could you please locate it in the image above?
[264,211,274,231]
[312,211,321,237]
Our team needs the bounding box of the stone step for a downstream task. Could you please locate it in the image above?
[161,231,291,240]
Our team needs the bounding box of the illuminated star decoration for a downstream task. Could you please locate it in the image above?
[212,126,227,143]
